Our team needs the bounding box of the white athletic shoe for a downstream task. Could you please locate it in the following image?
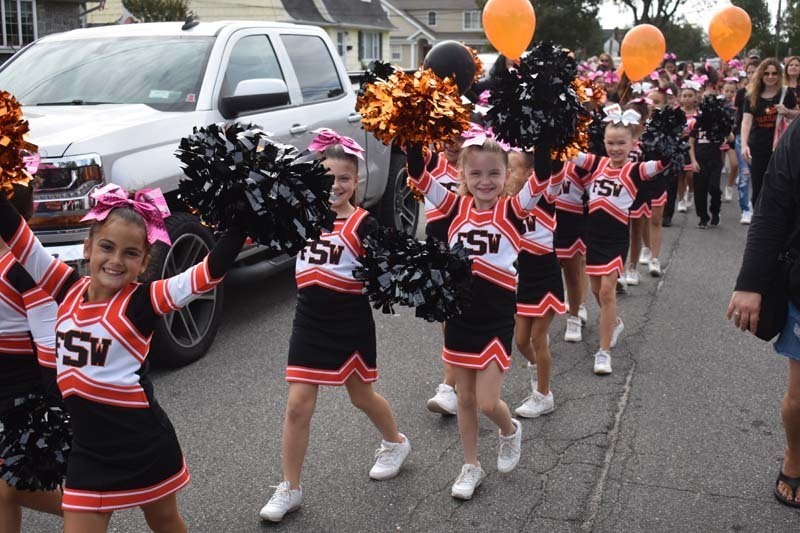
[527,361,538,390]
[723,186,733,202]
[578,304,588,325]
[685,192,694,207]
[610,318,624,348]
[740,211,752,225]
[593,350,612,375]
[625,266,640,286]
[639,247,652,265]
[426,383,457,415]
[260,481,303,522]
[564,316,582,342]
[649,258,662,277]
[369,434,411,480]
[677,200,687,213]
[497,419,522,473]
[616,277,627,294]
[451,463,486,500]
[515,390,555,418]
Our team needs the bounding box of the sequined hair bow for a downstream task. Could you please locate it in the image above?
[602,104,641,126]
[81,184,172,245]
[308,128,365,160]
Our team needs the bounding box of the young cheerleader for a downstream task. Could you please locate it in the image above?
[553,160,590,342]
[571,105,668,374]
[261,130,410,522]
[424,133,464,417]
[406,136,561,500]
[0,182,66,533]
[0,183,247,533]
[506,150,565,418]
[676,82,699,213]
[623,100,651,287]
[721,78,740,202]
[640,89,671,276]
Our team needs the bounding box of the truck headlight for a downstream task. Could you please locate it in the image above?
[30,154,104,230]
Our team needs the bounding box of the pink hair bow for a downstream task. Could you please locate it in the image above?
[478,89,491,106]
[724,76,739,83]
[630,97,654,106]
[664,52,677,61]
[728,59,743,70]
[603,71,620,84]
[461,123,511,151]
[81,183,172,246]
[649,71,661,81]
[586,70,603,82]
[602,104,641,126]
[23,153,40,175]
[691,74,708,86]
[308,128,365,160]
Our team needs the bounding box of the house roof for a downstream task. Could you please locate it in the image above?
[281,0,394,30]
[386,0,481,8]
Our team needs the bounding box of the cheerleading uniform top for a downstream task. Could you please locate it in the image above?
[288,208,380,385]
[0,251,59,404]
[424,153,462,242]
[555,162,591,215]
[0,197,245,511]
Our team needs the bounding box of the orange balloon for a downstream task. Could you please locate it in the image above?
[482,0,536,60]
[709,6,751,62]
[620,24,666,82]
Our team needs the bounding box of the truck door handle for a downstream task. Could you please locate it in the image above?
[347,113,362,123]
[289,124,308,135]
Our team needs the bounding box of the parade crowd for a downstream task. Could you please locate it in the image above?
[2,40,800,532]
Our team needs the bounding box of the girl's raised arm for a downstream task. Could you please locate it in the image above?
[406,144,459,219]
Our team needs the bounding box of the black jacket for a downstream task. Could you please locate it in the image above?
[735,116,800,294]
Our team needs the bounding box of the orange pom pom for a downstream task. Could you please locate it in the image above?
[0,91,37,194]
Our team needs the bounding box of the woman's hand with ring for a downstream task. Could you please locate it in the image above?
[727,291,762,334]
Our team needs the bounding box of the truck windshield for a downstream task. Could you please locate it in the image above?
[0,36,214,112]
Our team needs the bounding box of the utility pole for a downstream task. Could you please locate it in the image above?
[777,0,784,58]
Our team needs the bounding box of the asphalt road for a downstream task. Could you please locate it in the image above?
[24,201,800,532]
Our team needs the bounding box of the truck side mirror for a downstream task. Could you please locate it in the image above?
[220,78,290,118]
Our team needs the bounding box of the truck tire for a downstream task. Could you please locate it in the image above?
[143,212,224,368]
[379,153,419,235]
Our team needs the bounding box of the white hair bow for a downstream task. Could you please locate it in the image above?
[631,81,653,95]
[681,79,702,92]
[602,104,641,126]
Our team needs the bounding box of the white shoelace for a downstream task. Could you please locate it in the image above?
[374,442,401,465]
[267,485,293,506]
[455,465,481,486]
[498,429,519,459]
[595,351,610,366]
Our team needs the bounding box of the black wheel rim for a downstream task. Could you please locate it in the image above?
[159,233,217,349]
[394,168,418,234]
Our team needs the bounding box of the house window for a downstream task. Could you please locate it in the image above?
[2,0,36,48]
[359,31,382,62]
[391,46,401,60]
[336,31,346,58]
[427,11,437,26]
[463,10,482,31]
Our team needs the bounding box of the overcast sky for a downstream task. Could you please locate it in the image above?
[597,0,782,30]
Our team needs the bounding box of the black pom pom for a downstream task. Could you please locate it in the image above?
[0,395,71,491]
[485,42,589,153]
[352,228,473,322]
[640,106,689,175]
[359,60,398,97]
[696,94,735,144]
[176,123,335,256]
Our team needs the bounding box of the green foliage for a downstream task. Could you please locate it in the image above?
[614,0,714,28]
[785,0,800,55]
[122,0,190,22]
[731,0,773,58]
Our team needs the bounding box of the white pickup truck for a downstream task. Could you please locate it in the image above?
[0,20,418,367]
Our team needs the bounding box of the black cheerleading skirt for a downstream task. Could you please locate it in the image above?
[61,394,189,512]
[287,286,377,385]
[648,174,669,208]
[443,277,514,371]
[554,209,587,259]
[0,393,71,491]
[586,212,628,277]
[630,189,652,219]
[516,252,567,317]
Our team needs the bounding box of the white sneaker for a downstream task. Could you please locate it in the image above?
[426,383,457,415]
[527,361,537,390]
[610,317,624,348]
[740,211,752,225]
[639,247,652,265]
[723,186,733,202]
[260,481,303,522]
[593,350,612,375]
[515,390,555,418]
[497,419,522,473]
[625,266,640,286]
[616,277,627,294]
[677,200,687,213]
[578,304,588,325]
[686,192,694,207]
[564,315,582,342]
[649,258,662,277]
[451,463,486,500]
[369,434,411,480]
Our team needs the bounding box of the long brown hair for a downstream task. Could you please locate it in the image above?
[784,56,800,86]
[747,58,783,109]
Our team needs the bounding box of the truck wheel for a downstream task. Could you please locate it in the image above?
[379,153,419,235]
[144,212,223,368]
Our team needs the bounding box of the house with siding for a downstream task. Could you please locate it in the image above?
[0,0,104,63]
[381,0,488,69]
[88,0,393,71]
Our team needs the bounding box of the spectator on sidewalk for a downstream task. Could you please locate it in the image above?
[728,117,800,509]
